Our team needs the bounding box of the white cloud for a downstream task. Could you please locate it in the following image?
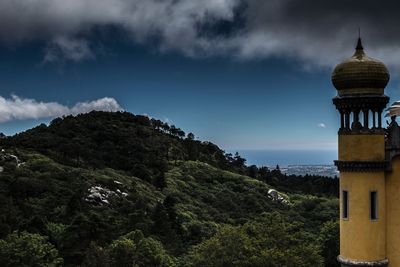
[0,95,122,123]
[318,123,326,128]
[70,97,122,114]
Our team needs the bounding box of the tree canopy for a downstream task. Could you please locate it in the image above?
[0,111,339,266]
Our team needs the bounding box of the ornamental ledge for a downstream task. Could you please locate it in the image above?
[334,160,388,172]
[338,128,385,135]
[337,256,388,267]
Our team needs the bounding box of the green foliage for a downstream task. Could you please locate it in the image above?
[259,167,339,197]
[0,150,339,266]
[109,236,137,266]
[82,242,110,267]
[2,112,247,187]
[183,213,323,267]
[3,112,337,195]
[165,161,279,226]
[0,112,340,266]
[319,221,340,267]
[183,225,254,267]
[108,230,176,267]
[46,222,66,245]
[132,235,176,267]
[0,231,63,267]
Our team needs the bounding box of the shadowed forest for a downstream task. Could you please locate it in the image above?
[0,111,339,266]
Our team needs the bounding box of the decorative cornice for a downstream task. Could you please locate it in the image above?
[338,88,384,96]
[339,128,385,135]
[333,95,389,111]
[338,256,388,267]
[334,160,388,172]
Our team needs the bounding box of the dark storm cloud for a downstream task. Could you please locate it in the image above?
[2,0,400,68]
[238,0,400,66]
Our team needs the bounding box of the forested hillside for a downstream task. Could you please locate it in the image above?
[0,112,339,266]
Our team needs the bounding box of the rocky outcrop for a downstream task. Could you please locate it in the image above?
[0,149,25,171]
[85,181,128,205]
[268,189,290,204]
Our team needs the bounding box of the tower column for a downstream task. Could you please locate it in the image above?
[332,37,390,267]
[353,109,361,129]
[363,109,369,129]
[345,111,351,130]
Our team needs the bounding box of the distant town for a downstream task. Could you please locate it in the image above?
[280,165,339,178]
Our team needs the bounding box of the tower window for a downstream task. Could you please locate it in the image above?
[370,191,378,220]
[342,190,349,219]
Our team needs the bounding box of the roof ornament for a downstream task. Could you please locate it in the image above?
[354,27,364,58]
[331,29,390,96]
[356,27,363,49]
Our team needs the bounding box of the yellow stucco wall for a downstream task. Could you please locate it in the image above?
[339,135,385,161]
[340,171,386,261]
[386,156,400,266]
[339,134,387,262]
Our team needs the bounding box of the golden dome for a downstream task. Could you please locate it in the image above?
[332,38,390,96]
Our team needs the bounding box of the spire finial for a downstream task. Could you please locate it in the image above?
[356,27,363,50]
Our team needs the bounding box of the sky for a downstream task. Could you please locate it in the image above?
[1,0,400,155]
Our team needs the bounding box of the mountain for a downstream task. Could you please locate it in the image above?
[0,112,339,267]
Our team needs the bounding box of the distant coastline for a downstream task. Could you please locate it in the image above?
[230,149,338,177]
[231,149,338,166]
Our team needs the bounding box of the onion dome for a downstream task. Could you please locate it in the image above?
[332,38,390,96]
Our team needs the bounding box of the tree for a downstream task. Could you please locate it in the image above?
[108,230,176,267]
[247,165,258,178]
[0,231,63,267]
[184,213,323,267]
[257,166,270,182]
[109,236,136,267]
[151,202,176,239]
[134,237,176,267]
[233,152,246,169]
[151,119,163,131]
[170,125,178,136]
[161,122,171,133]
[319,220,340,267]
[187,132,195,140]
[177,130,186,139]
[271,165,282,176]
[82,242,110,267]
[184,226,253,267]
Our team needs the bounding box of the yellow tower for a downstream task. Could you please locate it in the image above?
[332,38,390,267]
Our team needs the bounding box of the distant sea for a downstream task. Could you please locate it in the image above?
[232,149,337,166]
